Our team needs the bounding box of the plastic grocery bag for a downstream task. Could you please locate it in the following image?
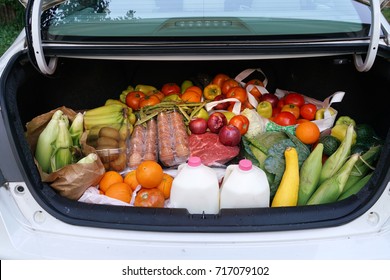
[234,68,345,132]
[275,89,345,132]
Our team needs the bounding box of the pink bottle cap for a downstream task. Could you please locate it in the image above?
[188,156,202,167]
[239,159,252,171]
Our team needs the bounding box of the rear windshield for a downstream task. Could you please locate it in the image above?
[41,0,371,41]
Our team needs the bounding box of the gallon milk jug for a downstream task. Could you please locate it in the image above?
[220,159,270,209]
[169,156,220,214]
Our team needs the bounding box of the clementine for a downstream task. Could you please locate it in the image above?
[296,121,320,145]
[157,173,174,199]
[124,170,140,191]
[105,182,132,203]
[136,160,164,189]
[99,170,123,193]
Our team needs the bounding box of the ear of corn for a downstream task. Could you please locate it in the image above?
[298,143,323,206]
[343,145,381,192]
[319,124,354,184]
[35,110,64,173]
[338,172,373,201]
[77,153,98,164]
[307,153,360,205]
[69,112,84,147]
[50,117,73,172]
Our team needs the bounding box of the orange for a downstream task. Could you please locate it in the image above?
[99,170,123,193]
[124,170,140,190]
[105,182,132,203]
[136,160,164,189]
[157,173,174,199]
[296,118,310,124]
[295,121,320,145]
[181,90,202,102]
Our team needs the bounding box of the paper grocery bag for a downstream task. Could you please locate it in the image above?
[26,107,105,200]
[25,106,78,152]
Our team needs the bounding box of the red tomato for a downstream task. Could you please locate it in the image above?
[273,111,297,126]
[125,91,145,110]
[212,73,230,88]
[300,103,317,120]
[221,78,240,95]
[139,94,161,108]
[277,97,285,109]
[284,92,305,107]
[228,115,250,135]
[161,83,181,96]
[272,107,281,117]
[134,188,165,208]
[281,104,300,119]
[245,79,264,100]
[226,86,247,103]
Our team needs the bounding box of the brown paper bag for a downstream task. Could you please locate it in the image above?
[26,107,105,200]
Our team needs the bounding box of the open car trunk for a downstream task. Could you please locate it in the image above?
[2,52,390,232]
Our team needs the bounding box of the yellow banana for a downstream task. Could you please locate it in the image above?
[84,104,124,118]
[118,118,130,141]
[84,113,124,131]
[104,99,128,109]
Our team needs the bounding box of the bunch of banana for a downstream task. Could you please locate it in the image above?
[104,98,137,126]
[95,126,128,171]
[35,110,84,173]
[83,104,126,131]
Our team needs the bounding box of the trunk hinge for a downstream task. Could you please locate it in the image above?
[25,0,57,75]
[353,0,381,72]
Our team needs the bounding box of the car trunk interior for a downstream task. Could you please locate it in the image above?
[2,52,390,232]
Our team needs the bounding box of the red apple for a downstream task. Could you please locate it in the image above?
[219,125,241,146]
[212,94,230,110]
[207,112,227,133]
[189,118,208,134]
[259,93,279,108]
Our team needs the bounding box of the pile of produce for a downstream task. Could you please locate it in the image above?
[29,70,384,209]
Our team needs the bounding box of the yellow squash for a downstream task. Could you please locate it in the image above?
[271,147,299,207]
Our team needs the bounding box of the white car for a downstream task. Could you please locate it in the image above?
[0,0,390,260]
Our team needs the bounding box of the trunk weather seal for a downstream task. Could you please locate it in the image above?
[25,0,57,75]
[353,0,381,72]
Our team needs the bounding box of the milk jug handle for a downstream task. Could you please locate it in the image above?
[222,164,237,185]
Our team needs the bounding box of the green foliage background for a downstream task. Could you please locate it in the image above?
[0,0,24,56]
